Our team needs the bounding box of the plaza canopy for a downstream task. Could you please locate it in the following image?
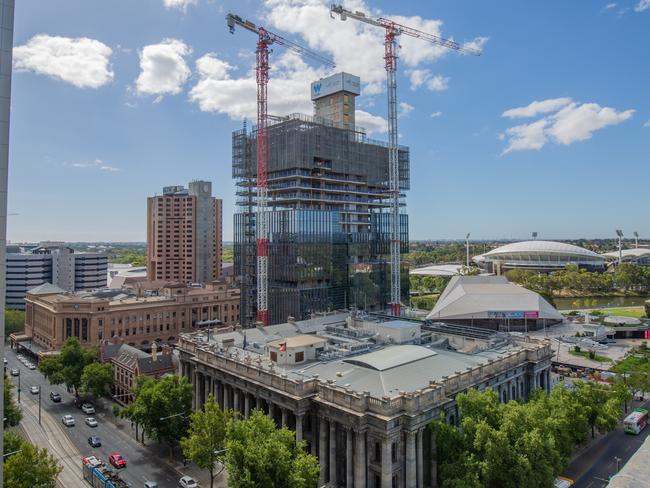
[410,264,463,277]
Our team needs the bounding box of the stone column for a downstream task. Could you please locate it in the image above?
[295,413,303,442]
[329,421,337,485]
[319,418,328,485]
[546,369,551,392]
[244,393,251,418]
[256,396,263,410]
[405,431,416,488]
[281,408,288,427]
[268,401,276,423]
[194,372,202,410]
[346,428,353,488]
[311,413,319,455]
[430,429,437,488]
[204,375,212,404]
[223,384,230,410]
[216,380,224,409]
[416,429,423,488]
[192,370,199,410]
[381,438,392,488]
[353,430,366,488]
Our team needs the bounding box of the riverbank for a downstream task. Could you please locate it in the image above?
[554,295,649,311]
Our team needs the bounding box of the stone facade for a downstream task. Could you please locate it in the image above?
[177,321,553,488]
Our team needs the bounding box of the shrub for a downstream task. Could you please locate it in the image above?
[574,346,581,353]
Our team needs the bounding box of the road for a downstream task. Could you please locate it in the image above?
[6,347,187,488]
[565,398,650,488]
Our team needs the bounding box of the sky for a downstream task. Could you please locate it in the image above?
[7,0,650,243]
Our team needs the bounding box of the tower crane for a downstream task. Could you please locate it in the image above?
[330,5,481,316]
[227,14,335,325]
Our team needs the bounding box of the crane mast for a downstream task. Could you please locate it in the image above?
[227,13,335,325]
[330,5,480,317]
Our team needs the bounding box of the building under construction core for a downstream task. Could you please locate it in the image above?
[234,72,409,326]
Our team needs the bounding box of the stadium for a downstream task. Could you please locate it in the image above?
[473,240,606,274]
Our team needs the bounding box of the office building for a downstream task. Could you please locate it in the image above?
[6,242,107,309]
[234,72,409,326]
[23,281,240,351]
[147,181,222,284]
[178,312,553,488]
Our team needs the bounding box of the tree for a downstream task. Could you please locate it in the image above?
[80,362,113,398]
[573,380,623,439]
[181,394,232,488]
[38,337,98,394]
[4,437,62,488]
[5,308,25,335]
[4,375,22,427]
[225,410,319,488]
[121,375,192,459]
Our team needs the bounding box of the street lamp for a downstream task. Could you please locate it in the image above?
[465,233,471,269]
[634,231,639,249]
[616,230,624,265]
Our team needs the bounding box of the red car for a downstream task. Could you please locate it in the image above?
[109,454,126,469]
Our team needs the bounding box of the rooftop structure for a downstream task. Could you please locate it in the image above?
[602,247,650,266]
[178,312,553,488]
[427,275,563,332]
[473,240,605,274]
[410,264,464,277]
[23,281,240,351]
[233,73,410,326]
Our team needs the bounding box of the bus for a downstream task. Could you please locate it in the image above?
[623,407,648,435]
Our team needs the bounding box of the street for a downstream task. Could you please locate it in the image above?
[5,347,190,488]
[565,398,650,488]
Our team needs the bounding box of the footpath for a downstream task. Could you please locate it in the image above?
[19,397,87,488]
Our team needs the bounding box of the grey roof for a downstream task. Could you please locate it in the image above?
[103,343,174,374]
[426,275,563,321]
[607,435,650,487]
[343,345,435,371]
[27,282,67,295]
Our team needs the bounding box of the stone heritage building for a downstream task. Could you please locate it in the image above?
[177,312,553,488]
[24,282,240,350]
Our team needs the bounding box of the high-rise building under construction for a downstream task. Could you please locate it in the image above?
[233,72,409,326]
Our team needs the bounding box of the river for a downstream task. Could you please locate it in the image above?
[553,296,649,311]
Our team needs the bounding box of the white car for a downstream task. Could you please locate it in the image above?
[27,363,36,370]
[178,476,198,488]
[30,386,39,395]
[81,403,95,414]
[85,417,98,427]
[62,415,75,427]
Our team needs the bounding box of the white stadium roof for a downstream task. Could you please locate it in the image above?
[601,248,650,259]
[410,264,463,277]
[482,240,602,259]
[426,276,563,321]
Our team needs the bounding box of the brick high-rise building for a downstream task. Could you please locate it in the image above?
[147,181,222,284]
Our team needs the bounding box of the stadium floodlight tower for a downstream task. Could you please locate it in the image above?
[330,4,481,317]
[465,233,471,268]
[634,231,639,248]
[616,229,624,265]
[532,231,538,240]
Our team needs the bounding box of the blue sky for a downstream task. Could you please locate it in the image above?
[8,0,650,243]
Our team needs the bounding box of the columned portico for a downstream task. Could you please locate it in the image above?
[353,429,366,488]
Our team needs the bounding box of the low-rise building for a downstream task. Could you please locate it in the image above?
[24,282,240,351]
[101,341,176,405]
[177,312,553,488]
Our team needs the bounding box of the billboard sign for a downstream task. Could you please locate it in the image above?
[488,311,539,319]
[311,72,360,100]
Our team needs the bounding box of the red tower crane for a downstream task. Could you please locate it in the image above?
[330,5,481,317]
[227,14,335,325]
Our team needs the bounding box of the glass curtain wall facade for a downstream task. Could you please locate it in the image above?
[233,114,410,326]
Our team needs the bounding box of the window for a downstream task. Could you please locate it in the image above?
[295,351,304,362]
[270,351,277,362]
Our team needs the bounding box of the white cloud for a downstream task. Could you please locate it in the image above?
[547,102,635,145]
[65,159,120,172]
[355,110,387,135]
[461,36,489,54]
[13,35,113,89]
[398,102,414,118]
[426,75,449,92]
[430,111,442,118]
[135,39,191,96]
[406,69,448,91]
[635,0,650,12]
[603,3,617,11]
[644,119,650,127]
[163,0,198,11]
[502,97,572,118]
[501,98,635,154]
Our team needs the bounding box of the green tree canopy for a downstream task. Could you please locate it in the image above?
[38,337,98,393]
[574,380,624,439]
[80,362,114,398]
[4,375,22,427]
[181,394,232,488]
[225,410,319,488]
[4,437,62,488]
[3,430,24,457]
[5,308,25,335]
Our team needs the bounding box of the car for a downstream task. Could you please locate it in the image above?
[30,386,39,395]
[50,391,61,402]
[85,417,98,427]
[109,453,126,469]
[27,363,36,370]
[178,476,198,488]
[16,354,23,360]
[81,403,95,414]
[144,482,159,488]
[82,456,103,467]
[61,415,75,427]
[87,436,102,448]
[10,369,19,376]
[3,357,7,365]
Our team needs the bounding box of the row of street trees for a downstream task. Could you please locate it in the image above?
[433,381,627,488]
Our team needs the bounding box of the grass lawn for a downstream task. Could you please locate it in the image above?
[569,350,611,363]
[598,307,647,319]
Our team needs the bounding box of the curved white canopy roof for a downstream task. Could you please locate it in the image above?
[602,248,650,259]
[482,240,602,259]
